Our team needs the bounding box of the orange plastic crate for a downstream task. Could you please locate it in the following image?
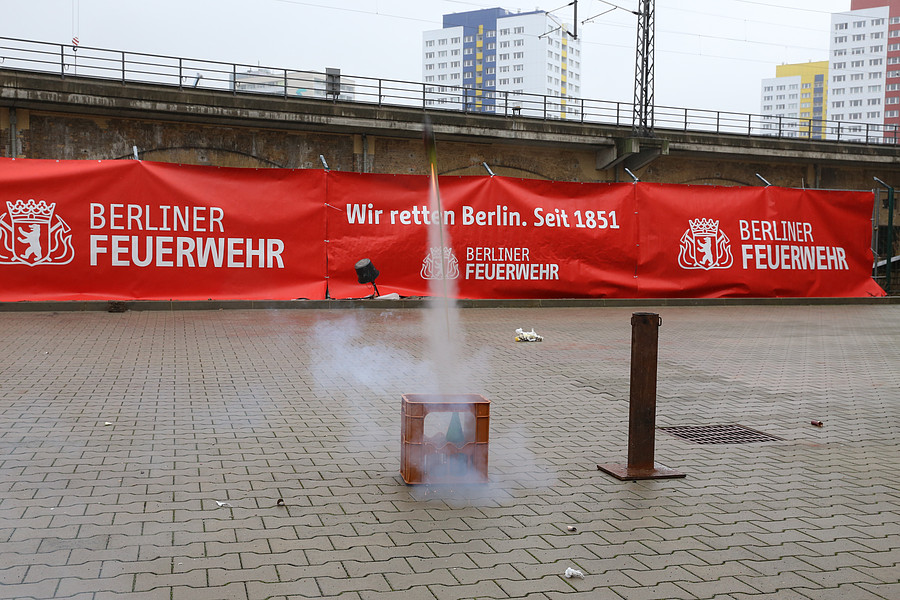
[400,393,490,484]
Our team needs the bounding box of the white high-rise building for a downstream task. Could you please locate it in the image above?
[829,4,891,140]
[422,8,582,118]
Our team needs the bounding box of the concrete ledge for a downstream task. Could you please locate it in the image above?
[0,296,896,312]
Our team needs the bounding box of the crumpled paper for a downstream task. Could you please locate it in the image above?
[564,567,584,579]
[515,328,543,342]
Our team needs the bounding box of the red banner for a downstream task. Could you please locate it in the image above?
[325,173,636,299]
[635,183,884,298]
[0,159,325,301]
[0,158,884,301]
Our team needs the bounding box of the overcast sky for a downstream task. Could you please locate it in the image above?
[2,0,852,114]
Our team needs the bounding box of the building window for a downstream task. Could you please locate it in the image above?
[485,30,495,38]
[514,26,524,34]
[869,98,882,105]
[499,28,510,36]
[871,31,884,39]
[425,40,434,47]
[869,85,883,92]
[834,62,846,69]
[867,111,881,118]
[832,101,845,108]
[499,41,510,48]
[513,52,524,59]
[833,75,846,82]
[852,47,865,54]
[872,18,885,26]
[851,60,864,67]
[835,49,847,56]
[438,39,447,46]
[871,58,884,66]
[835,22,848,30]
[869,72,882,79]
[871,45,884,52]
[464,35,474,42]
[854,20,866,28]
[835,36,847,43]
[425,52,434,59]
[514,39,524,46]
[888,97,900,104]
[887,110,900,117]
[513,77,524,83]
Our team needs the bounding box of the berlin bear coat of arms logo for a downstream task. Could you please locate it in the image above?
[0,199,75,266]
[678,218,733,270]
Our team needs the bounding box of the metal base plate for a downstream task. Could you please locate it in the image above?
[597,463,686,480]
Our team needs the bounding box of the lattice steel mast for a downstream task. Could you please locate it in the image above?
[632,0,655,137]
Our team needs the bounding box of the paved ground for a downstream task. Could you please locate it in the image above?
[0,304,898,600]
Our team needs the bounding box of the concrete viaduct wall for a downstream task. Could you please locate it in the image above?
[2,70,900,194]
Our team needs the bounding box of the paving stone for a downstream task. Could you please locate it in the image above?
[1,306,899,600]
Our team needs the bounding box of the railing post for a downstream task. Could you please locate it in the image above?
[283,69,288,97]
[543,95,547,120]
[748,113,752,136]
[121,51,126,84]
[683,108,688,132]
[716,111,720,134]
[178,58,183,89]
[866,123,871,143]
[504,90,508,116]
[874,178,894,295]
[581,98,585,123]
[60,44,65,78]
[233,63,237,94]
[378,79,382,106]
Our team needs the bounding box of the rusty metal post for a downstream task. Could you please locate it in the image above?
[598,312,685,480]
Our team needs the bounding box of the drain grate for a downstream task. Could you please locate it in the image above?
[659,424,783,445]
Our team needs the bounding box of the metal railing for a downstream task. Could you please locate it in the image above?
[3,36,900,145]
